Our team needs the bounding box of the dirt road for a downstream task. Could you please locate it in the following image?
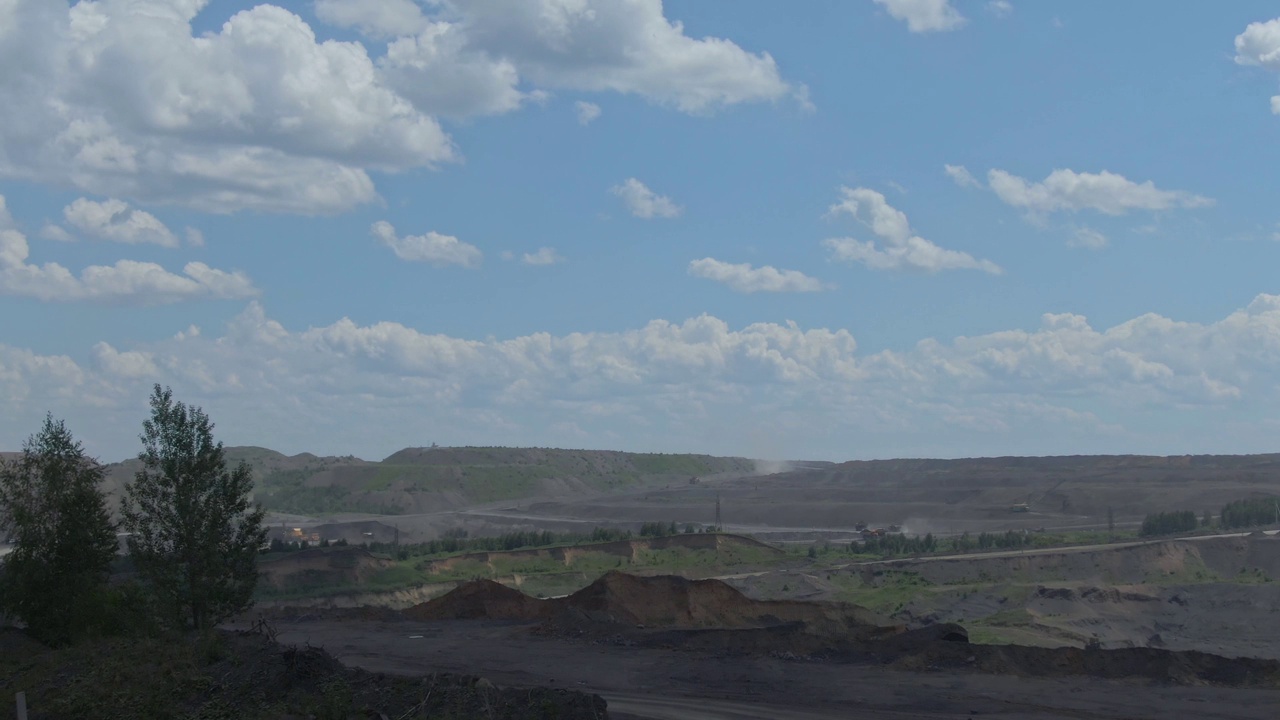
[260,618,1280,720]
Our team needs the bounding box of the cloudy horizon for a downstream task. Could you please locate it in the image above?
[4,1,1280,463]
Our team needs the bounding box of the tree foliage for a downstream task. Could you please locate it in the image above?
[122,386,267,630]
[0,415,117,645]
[1139,510,1198,537]
[1219,497,1280,530]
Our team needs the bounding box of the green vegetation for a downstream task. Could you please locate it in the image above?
[849,527,1039,556]
[1220,496,1280,529]
[256,532,785,602]
[1140,510,1199,537]
[123,385,267,631]
[825,570,934,615]
[0,415,118,646]
[252,448,752,516]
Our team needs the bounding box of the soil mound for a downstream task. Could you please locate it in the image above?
[408,571,902,647]
[404,579,552,621]
[0,628,608,719]
[893,640,1280,687]
[561,571,894,637]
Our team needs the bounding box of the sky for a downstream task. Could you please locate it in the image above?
[3,0,1280,463]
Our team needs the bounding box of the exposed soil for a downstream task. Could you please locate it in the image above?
[257,546,394,593]
[399,572,1280,690]
[0,627,607,720]
[408,571,896,637]
[261,616,1280,720]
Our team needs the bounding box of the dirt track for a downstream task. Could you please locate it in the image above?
[262,617,1280,719]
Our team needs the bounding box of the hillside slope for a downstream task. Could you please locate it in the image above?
[91,446,754,516]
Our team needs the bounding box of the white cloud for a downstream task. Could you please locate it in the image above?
[689,258,826,293]
[987,1,1013,18]
[1238,20,1280,114]
[873,0,966,33]
[575,101,602,125]
[39,224,74,242]
[184,227,205,248]
[824,187,1002,274]
[0,195,257,304]
[11,295,1280,461]
[379,20,531,118]
[522,247,564,266]
[92,342,158,380]
[371,221,483,268]
[315,0,430,39]
[1235,19,1280,70]
[0,0,454,214]
[1068,227,1108,250]
[612,178,682,219]
[327,0,797,117]
[62,198,178,247]
[987,169,1213,216]
[944,164,981,188]
[1,1,798,213]
[429,0,797,114]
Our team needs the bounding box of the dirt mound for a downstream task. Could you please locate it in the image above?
[0,628,608,719]
[404,579,553,622]
[560,571,892,635]
[408,571,900,646]
[893,640,1280,687]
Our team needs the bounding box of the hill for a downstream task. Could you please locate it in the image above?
[88,446,754,517]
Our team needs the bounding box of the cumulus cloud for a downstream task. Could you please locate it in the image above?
[92,342,158,380]
[1068,227,1109,250]
[9,295,1280,461]
[944,164,981,188]
[575,101,602,125]
[62,198,178,247]
[873,0,966,33]
[322,0,798,117]
[0,195,257,304]
[689,258,826,293]
[987,169,1213,216]
[427,0,796,114]
[987,1,1013,18]
[0,1,799,213]
[378,20,531,118]
[39,224,74,242]
[824,187,1002,274]
[371,221,483,268]
[1235,19,1280,113]
[1235,19,1280,70]
[315,0,430,39]
[0,0,453,214]
[612,178,682,219]
[522,247,564,266]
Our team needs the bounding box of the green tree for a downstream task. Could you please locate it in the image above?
[122,386,266,630]
[0,415,117,645]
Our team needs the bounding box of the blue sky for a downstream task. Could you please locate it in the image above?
[3,0,1280,462]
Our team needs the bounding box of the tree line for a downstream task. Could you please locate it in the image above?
[0,385,265,645]
[1139,510,1200,537]
[350,522,707,562]
[852,529,1034,557]
[1137,496,1280,537]
[1219,497,1280,530]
